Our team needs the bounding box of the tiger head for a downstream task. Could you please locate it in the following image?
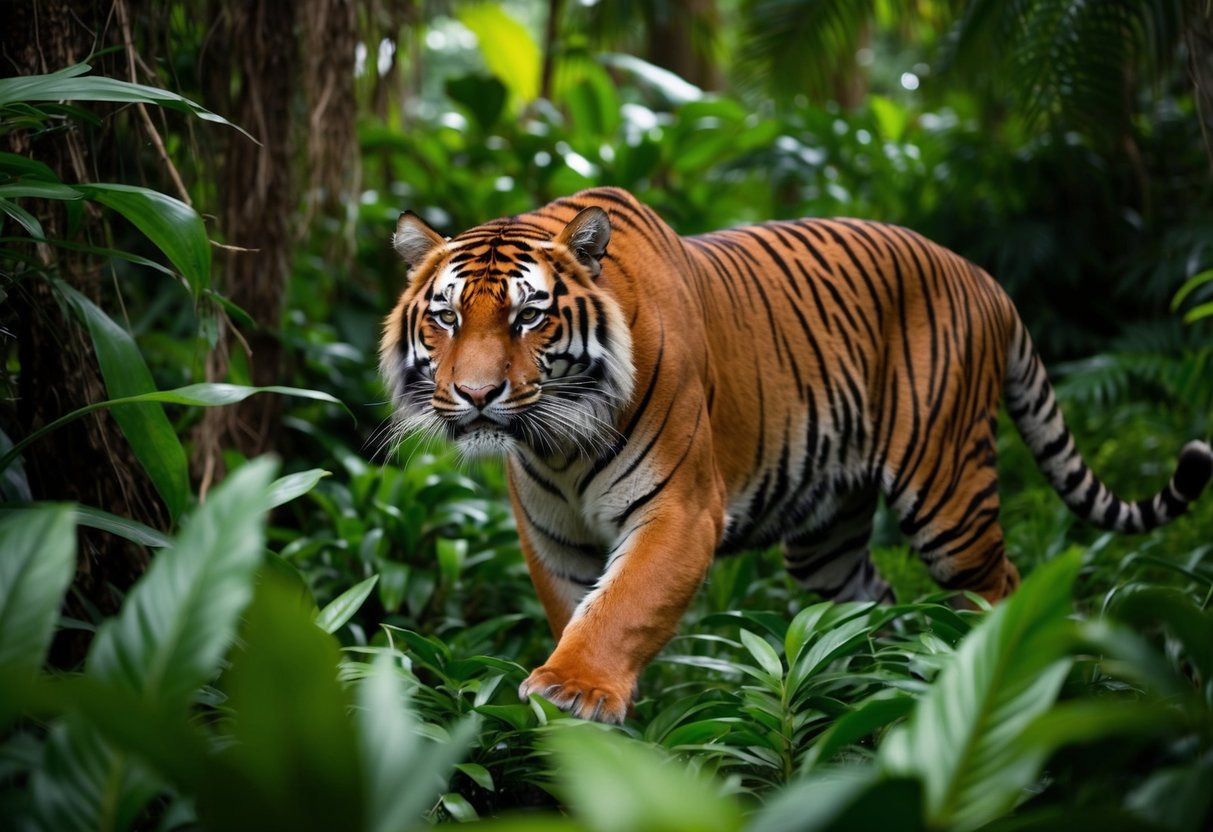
[379,207,635,460]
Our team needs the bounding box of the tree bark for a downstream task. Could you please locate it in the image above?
[1,0,164,657]
[194,0,298,489]
[646,0,723,91]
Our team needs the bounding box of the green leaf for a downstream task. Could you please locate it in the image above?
[870,94,909,141]
[749,769,924,832]
[440,792,479,822]
[315,575,379,634]
[458,4,541,106]
[267,468,330,510]
[455,762,495,792]
[803,691,915,769]
[0,181,82,200]
[0,383,349,480]
[1171,268,1213,311]
[739,628,784,680]
[879,552,1082,831]
[75,183,210,299]
[544,724,743,832]
[446,74,507,133]
[0,195,45,237]
[437,537,468,586]
[0,235,179,278]
[72,504,173,548]
[1108,586,1213,680]
[0,150,59,180]
[0,63,253,141]
[197,574,365,831]
[86,458,277,706]
[29,718,163,832]
[56,281,189,520]
[1182,301,1213,324]
[0,505,76,677]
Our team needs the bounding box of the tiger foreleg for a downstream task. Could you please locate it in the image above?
[518,468,723,723]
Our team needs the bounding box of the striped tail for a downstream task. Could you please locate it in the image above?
[1004,327,1213,533]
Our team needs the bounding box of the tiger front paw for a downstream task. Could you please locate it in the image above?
[518,663,632,724]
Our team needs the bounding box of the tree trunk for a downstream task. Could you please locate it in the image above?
[646,0,723,91]
[194,0,298,490]
[1,0,164,659]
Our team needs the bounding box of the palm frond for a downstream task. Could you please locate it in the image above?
[734,0,877,102]
[945,0,1190,135]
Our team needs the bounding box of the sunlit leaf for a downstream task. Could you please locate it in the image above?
[544,723,743,832]
[458,4,541,106]
[879,552,1082,831]
[86,458,276,705]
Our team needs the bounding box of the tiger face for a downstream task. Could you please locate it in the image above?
[379,207,635,460]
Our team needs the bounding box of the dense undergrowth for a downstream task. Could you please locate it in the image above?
[4,4,1213,830]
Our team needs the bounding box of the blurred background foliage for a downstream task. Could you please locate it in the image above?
[1,0,1212,829]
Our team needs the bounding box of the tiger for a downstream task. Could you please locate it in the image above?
[379,186,1213,724]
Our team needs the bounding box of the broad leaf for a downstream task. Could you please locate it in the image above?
[749,768,924,832]
[29,718,163,832]
[86,458,277,706]
[315,574,378,634]
[72,504,173,548]
[357,654,479,832]
[544,723,744,832]
[267,468,330,510]
[458,4,541,106]
[0,63,252,140]
[75,183,210,299]
[879,552,1082,831]
[197,575,364,831]
[57,281,189,520]
[0,505,76,676]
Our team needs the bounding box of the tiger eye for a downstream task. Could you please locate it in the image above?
[517,307,542,324]
[436,309,457,325]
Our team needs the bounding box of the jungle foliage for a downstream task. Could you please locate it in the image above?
[2,1,1212,830]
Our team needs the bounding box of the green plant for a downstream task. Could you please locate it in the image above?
[0,460,477,830]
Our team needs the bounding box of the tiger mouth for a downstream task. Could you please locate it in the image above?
[453,417,511,436]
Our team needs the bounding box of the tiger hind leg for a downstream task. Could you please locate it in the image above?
[783,487,893,603]
[888,425,1021,603]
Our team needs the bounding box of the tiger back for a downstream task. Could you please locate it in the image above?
[380,186,1213,724]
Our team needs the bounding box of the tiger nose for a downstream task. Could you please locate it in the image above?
[454,381,505,408]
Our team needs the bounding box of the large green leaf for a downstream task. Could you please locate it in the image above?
[56,281,189,520]
[28,718,163,832]
[879,552,1082,831]
[0,63,251,140]
[357,654,479,832]
[0,505,76,676]
[86,457,277,706]
[458,4,541,106]
[75,183,210,299]
[748,768,924,832]
[544,724,744,832]
[196,575,365,831]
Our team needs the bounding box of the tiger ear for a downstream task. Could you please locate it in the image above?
[393,211,446,268]
[556,206,611,278]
